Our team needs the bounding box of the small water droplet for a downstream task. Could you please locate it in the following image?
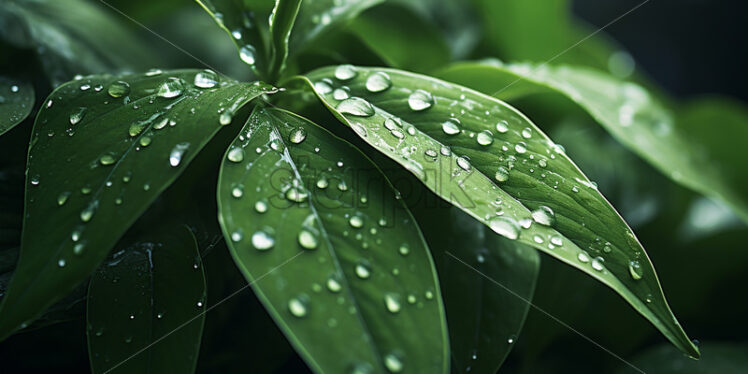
[326,275,342,293]
[254,200,268,213]
[365,72,392,93]
[169,142,190,167]
[219,111,233,125]
[57,191,71,206]
[457,156,471,171]
[298,228,319,250]
[496,120,509,133]
[384,293,401,313]
[227,147,244,162]
[355,261,371,279]
[592,256,605,271]
[252,230,275,250]
[398,244,410,256]
[333,87,350,100]
[69,107,86,125]
[577,252,590,263]
[384,352,403,373]
[157,77,184,98]
[289,127,307,144]
[531,206,555,226]
[495,166,510,182]
[476,130,494,146]
[442,118,460,135]
[194,69,219,88]
[314,79,333,94]
[231,184,244,198]
[349,215,364,228]
[288,295,309,317]
[628,260,643,280]
[408,89,434,111]
[107,81,130,98]
[239,45,257,65]
[515,142,527,154]
[335,64,357,80]
[316,176,329,189]
[80,201,98,222]
[521,127,533,138]
[99,154,115,166]
[58,258,66,267]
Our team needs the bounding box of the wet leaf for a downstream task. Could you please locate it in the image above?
[297,65,699,357]
[0,70,273,339]
[0,0,153,85]
[0,77,34,136]
[217,107,448,373]
[87,225,206,374]
[438,61,748,223]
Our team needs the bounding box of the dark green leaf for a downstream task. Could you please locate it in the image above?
[290,0,384,55]
[417,206,539,373]
[87,225,206,373]
[0,70,273,340]
[438,61,748,223]
[217,107,448,373]
[347,4,451,73]
[0,77,34,136]
[617,342,748,374]
[0,0,154,85]
[196,0,269,75]
[393,0,480,59]
[268,0,302,82]
[297,65,699,357]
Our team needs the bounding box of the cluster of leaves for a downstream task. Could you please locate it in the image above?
[0,0,746,373]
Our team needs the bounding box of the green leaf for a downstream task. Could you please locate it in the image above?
[0,70,273,340]
[0,0,153,85]
[0,77,34,136]
[268,0,302,82]
[416,206,539,373]
[617,342,748,374]
[87,225,206,374]
[196,0,269,75]
[437,61,748,223]
[217,106,448,373]
[296,65,699,357]
[290,0,384,55]
[347,4,451,73]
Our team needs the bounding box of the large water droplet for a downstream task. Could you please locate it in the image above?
[314,79,333,94]
[495,166,510,182]
[254,200,268,213]
[591,256,605,271]
[384,353,404,373]
[441,118,460,135]
[515,142,527,154]
[477,130,494,146]
[333,87,350,100]
[239,45,256,65]
[289,127,307,144]
[577,252,590,263]
[169,142,190,167]
[158,77,184,98]
[365,72,392,93]
[326,275,342,293]
[69,107,86,125]
[489,217,519,240]
[355,261,371,279]
[531,206,555,226]
[334,64,357,80]
[194,70,219,88]
[227,147,244,163]
[107,81,130,98]
[384,293,401,313]
[408,89,434,111]
[298,228,319,250]
[252,230,275,250]
[337,97,375,117]
[99,154,115,166]
[288,295,309,317]
[456,156,471,171]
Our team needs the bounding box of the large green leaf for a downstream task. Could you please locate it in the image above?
[0,77,34,136]
[437,61,748,223]
[289,0,384,55]
[416,205,539,373]
[268,0,302,82]
[87,225,206,373]
[296,66,699,357]
[0,0,153,85]
[0,69,273,340]
[346,4,451,73]
[196,0,269,76]
[217,107,448,373]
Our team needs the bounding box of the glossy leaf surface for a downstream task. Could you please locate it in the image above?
[0,77,34,135]
[416,206,539,373]
[438,61,748,222]
[87,225,206,374]
[290,0,383,54]
[298,65,698,357]
[0,70,273,339]
[217,107,448,373]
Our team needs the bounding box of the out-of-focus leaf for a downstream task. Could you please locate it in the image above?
[268,0,302,81]
[0,0,153,85]
[290,0,384,55]
[394,0,480,59]
[618,342,748,374]
[0,70,274,340]
[87,225,206,373]
[438,61,748,223]
[297,65,699,357]
[0,77,34,135]
[416,205,539,373]
[347,4,451,73]
[217,107,448,373]
[196,0,269,75]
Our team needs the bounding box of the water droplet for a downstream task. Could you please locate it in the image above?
[355,261,371,279]
[515,142,527,154]
[577,252,590,263]
[146,69,162,76]
[139,136,152,147]
[550,236,563,246]
[384,352,403,373]
[289,128,307,144]
[495,166,510,182]
[384,293,401,313]
[239,45,257,65]
[314,79,333,94]
[107,81,130,98]
[496,120,509,133]
[442,118,460,135]
[57,191,71,206]
[69,107,86,125]
[628,260,643,280]
[58,258,66,267]
[194,70,219,88]
[157,77,184,98]
[73,243,85,255]
[477,130,494,146]
[533,235,544,243]
[219,111,233,125]
[489,217,519,240]
[592,257,605,271]
[531,206,555,226]
[521,127,533,138]
[286,186,309,202]
[227,147,244,162]
[231,184,244,198]
[316,176,329,189]
[365,72,392,93]
[169,142,190,167]
[252,230,275,250]
[29,174,40,186]
[337,97,375,117]
[408,89,434,111]
[333,87,350,100]
[99,154,115,166]
[334,64,357,80]
[326,275,342,293]
[398,244,410,256]
[349,215,364,228]
[80,201,98,222]
[288,295,309,317]
[298,229,319,250]
[254,200,268,213]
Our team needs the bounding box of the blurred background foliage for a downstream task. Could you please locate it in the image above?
[0,0,746,373]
